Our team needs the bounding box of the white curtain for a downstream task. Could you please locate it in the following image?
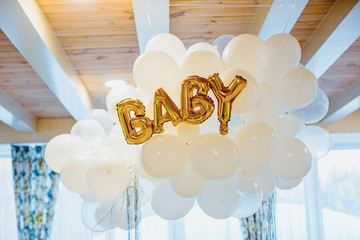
[0,158,18,240]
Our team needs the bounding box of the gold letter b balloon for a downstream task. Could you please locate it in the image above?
[117,99,153,144]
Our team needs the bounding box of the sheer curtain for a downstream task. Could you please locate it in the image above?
[0,157,18,240]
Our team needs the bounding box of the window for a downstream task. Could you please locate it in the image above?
[318,149,360,240]
[277,182,307,240]
[277,133,360,240]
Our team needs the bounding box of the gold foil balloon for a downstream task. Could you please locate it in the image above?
[116,74,247,143]
[181,76,215,124]
[207,73,247,135]
[116,99,153,144]
[153,88,182,133]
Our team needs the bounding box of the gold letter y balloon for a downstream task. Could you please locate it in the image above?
[207,73,247,135]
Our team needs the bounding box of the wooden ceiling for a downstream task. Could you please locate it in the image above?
[0,29,70,117]
[0,0,359,137]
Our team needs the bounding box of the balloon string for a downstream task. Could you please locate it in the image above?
[127,166,141,240]
[90,196,122,238]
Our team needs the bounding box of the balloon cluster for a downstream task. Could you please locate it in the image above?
[44,33,332,230]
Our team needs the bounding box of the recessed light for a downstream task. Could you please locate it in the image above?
[104,80,128,88]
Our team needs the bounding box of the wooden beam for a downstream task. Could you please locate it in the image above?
[0,118,76,144]
[321,79,360,123]
[302,0,360,78]
[132,0,169,53]
[249,0,308,41]
[0,88,36,132]
[318,109,360,133]
[0,0,92,120]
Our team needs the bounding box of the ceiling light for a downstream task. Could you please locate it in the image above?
[104,80,128,88]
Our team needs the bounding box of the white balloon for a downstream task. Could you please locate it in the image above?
[115,205,134,230]
[277,67,318,109]
[170,162,206,198]
[294,124,307,142]
[86,156,129,198]
[181,51,222,78]
[212,34,235,57]
[84,109,114,135]
[95,199,119,230]
[187,42,220,58]
[138,177,157,206]
[276,176,303,190]
[71,119,106,147]
[45,134,90,173]
[61,154,94,193]
[226,115,247,140]
[151,182,194,220]
[106,84,136,124]
[290,88,329,123]
[136,154,161,182]
[303,126,331,159]
[141,135,188,178]
[222,34,265,81]
[144,98,154,119]
[105,84,136,109]
[221,172,263,218]
[253,165,277,199]
[81,200,108,232]
[197,180,230,219]
[235,122,276,170]
[80,191,106,203]
[270,136,312,180]
[145,33,187,66]
[135,87,153,106]
[133,51,183,94]
[264,33,301,83]
[94,196,135,230]
[242,83,283,123]
[199,115,220,135]
[103,125,140,165]
[271,113,305,137]
[177,123,200,144]
[163,122,179,136]
[220,68,257,89]
[237,166,277,200]
[189,133,239,180]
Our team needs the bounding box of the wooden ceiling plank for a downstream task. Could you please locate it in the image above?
[301,0,360,78]
[321,79,360,123]
[132,0,169,53]
[0,118,76,144]
[0,0,92,120]
[249,0,308,41]
[0,87,36,132]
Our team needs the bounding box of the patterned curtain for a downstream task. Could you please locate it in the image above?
[12,145,60,240]
[241,192,277,240]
